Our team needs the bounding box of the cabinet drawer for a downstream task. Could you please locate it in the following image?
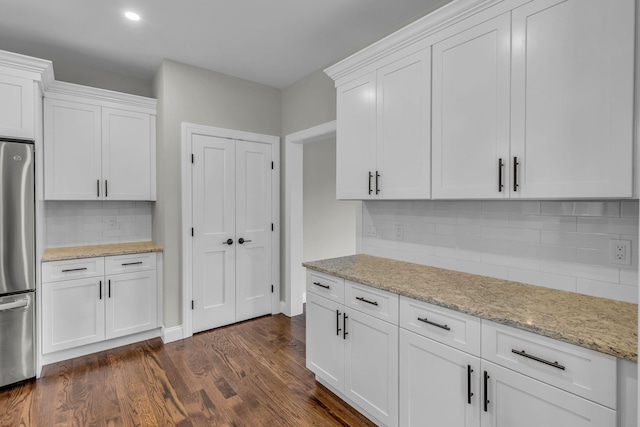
[105,253,156,275]
[400,296,480,356]
[42,257,105,283]
[345,281,399,325]
[481,320,617,409]
[306,270,345,304]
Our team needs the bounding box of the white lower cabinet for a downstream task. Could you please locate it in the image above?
[400,329,480,427]
[42,253,159,356]
[306,270,632,427]
[481,360,616,427]
[306,281,398,427]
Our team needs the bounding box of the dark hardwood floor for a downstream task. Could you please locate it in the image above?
[0,313,376,427]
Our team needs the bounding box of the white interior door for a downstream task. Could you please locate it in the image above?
[235,140,272,322]
[192,135,236,333]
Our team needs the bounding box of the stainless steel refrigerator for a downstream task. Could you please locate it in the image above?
[0,138,35,388]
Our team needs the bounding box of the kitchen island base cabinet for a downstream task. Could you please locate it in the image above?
[481,360,616,427]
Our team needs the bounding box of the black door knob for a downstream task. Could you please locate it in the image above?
[238,238,252,244]
[224,238,233,245]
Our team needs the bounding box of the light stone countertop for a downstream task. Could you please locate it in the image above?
[303,254,638,362]
[42,241,163,262]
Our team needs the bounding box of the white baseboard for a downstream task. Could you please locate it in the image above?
[280,300,291,317]
[161,325,184,343]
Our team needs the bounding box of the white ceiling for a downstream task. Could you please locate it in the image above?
[0,0,452,88]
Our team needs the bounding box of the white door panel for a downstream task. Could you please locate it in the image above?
[236,140,272,322]
[192,135,236,332]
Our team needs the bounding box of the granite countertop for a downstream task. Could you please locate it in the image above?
[42,241,163,261]
[303,254,638,362]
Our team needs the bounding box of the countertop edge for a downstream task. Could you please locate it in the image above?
[42,242,164,262]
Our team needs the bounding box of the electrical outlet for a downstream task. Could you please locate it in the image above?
[610,239,631,266]
[104,216,118,230]
[395,224,403,240]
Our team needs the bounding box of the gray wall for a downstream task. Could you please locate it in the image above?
[153,59,281,327]
[303,138,356,262]
[52,58,152,97]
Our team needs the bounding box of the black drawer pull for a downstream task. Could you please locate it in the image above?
[356,296,378,306]
[313,282,330,289]
[336,310,341,336]
[368,171,373,195]
[498,158,504,192]
[513,156,519,192]
[61,267,88,273]
[511,349,566,370]
[122,261,143,266]
[343,313,348,339]
[417,317,450,331]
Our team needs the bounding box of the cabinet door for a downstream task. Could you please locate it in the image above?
[105,270,157,339]
[431,14,511,199]
[336,73,377,199]
[0,74,34,140]
[306,293,345,392]
[400,330,480,427]
[481,361,616,427]
[102,108,152,200]
[44,99,102,200]
[376,50,431,199]
[510,0,634,198]
[344,309,398,427]
[42,277,105,354]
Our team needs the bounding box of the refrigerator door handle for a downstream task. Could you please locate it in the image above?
[0,298,29,311]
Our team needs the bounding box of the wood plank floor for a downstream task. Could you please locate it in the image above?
[0,313,376,427]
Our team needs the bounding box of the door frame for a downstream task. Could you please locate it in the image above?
[283,120,363,317]
[181,123,280,338]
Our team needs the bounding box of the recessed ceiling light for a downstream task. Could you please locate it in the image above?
[125,11,140,21]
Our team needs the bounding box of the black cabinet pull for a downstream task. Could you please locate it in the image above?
[511,349,566,370]
[498,158,504,192]
[62,267,88,273]
[99,280,102,300]
[97,179,100,197]
[484,371,490,412]
[513,157,519,192]
[122,261,143,266]
[375,171,380,195]
[336,310,341,336]
[313,282,330,289]
[343,313,348,339]
[105,180,109,198]
[356,296,378,306]
[417,317,450,331]
[238,238,252,244]
[108,279,111,298]
[368,171,373,195]
[467,365,474,404]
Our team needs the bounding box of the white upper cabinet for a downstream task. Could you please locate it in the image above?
[44,82,157,201]
[327,0,635,200]
[510,0,635,199]
[431,13,511,199]
[44,99,102,200]
[336,73,377,199]
[0,50,52,141]
[102,108,152,200]
[0,74,35,140]
[336,50,431,200]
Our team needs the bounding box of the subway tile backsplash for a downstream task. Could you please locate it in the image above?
[362,200,639,303]
[45,201,152,247]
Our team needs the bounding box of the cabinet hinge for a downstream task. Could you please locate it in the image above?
[271,223,274,232]
[191,227,194,237]
[271,161,274,170]
[191,300,194,310]
[191,154,194,164]
[271,285,274,293]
